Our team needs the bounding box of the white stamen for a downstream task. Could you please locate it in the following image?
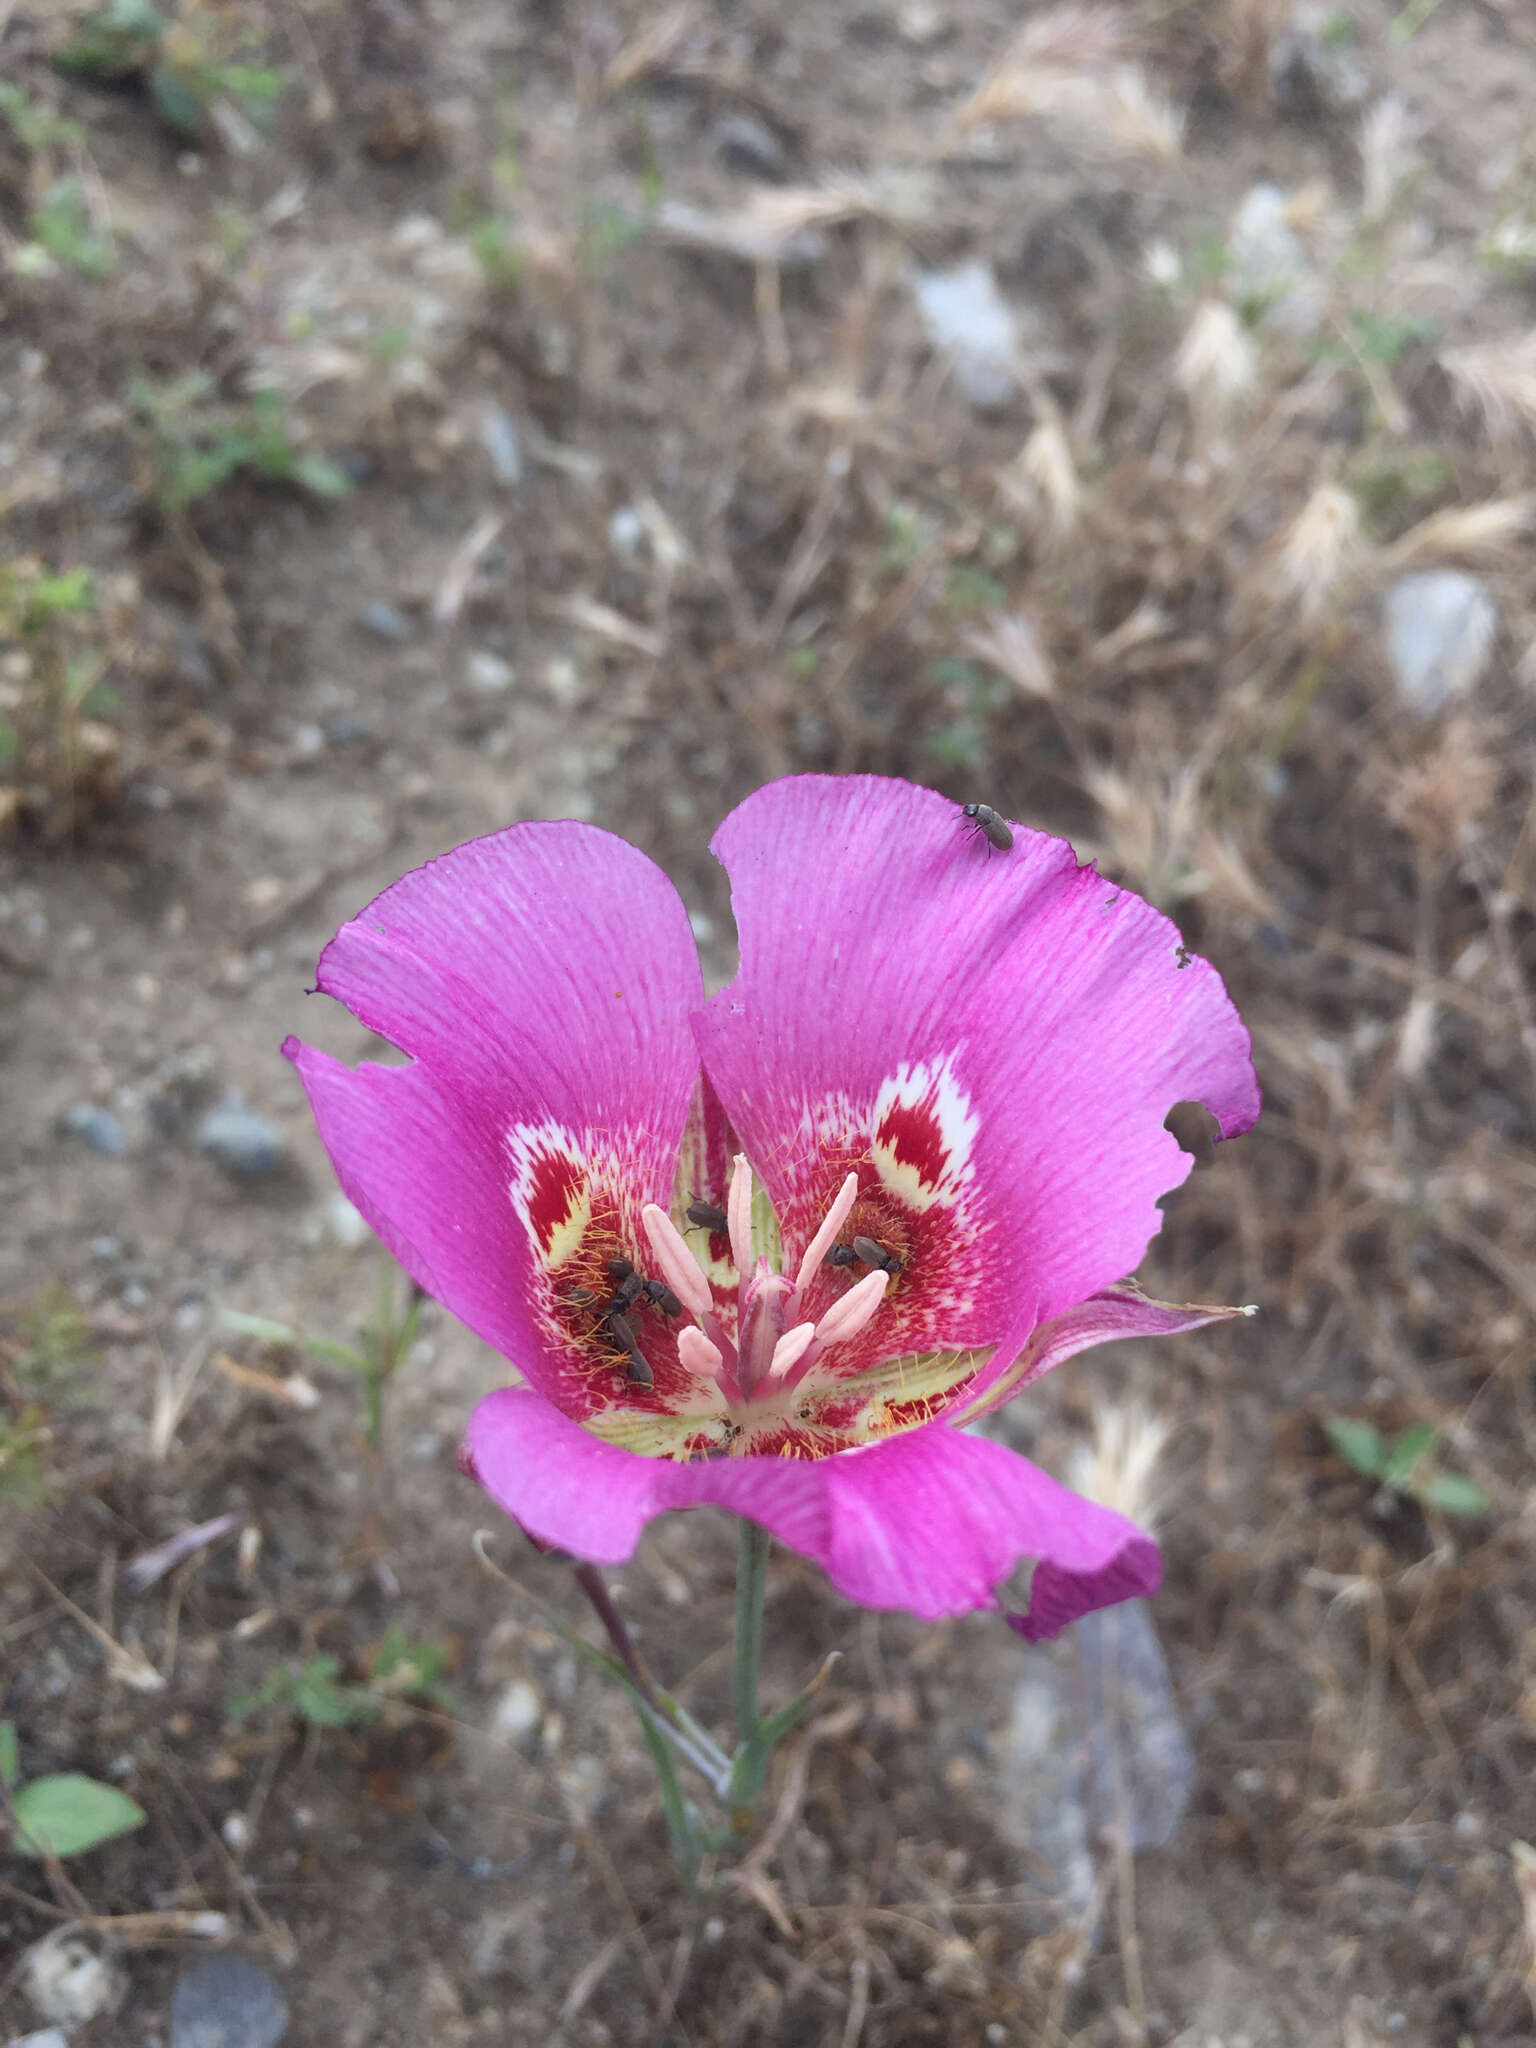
[813,1267,889,1348]
[767,1322,817,1382]
[677,1326,724,1378]
[791,1172,861,1297]
[727,1152,755,1278]
[640,1203,715,1322]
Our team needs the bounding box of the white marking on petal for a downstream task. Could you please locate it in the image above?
[869,1055,979,1212]
[505,1119,592,1269]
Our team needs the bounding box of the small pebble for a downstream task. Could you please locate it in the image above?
[323,714,373,746]
[357,601,412,644]
[170,1953,289,2048]
[466,650,515,694]
[8,2028,71,2048]
[58,1104,129,1157]
[197,1104,286,1178]
[479,404,524,486]
[291,724,325,758]
[716,111,788,182]
[88,1235,122,1260]
[490,1679,543,1745]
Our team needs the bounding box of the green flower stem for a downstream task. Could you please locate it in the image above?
[572,1562,731,1790]
[637,1712,702,1881]
[733,1520,772,1749]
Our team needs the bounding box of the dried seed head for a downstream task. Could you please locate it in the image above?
[1175,303,1258,422]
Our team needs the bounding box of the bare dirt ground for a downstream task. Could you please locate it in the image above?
[4,1,1536,2042]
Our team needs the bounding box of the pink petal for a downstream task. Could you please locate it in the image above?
[463,1390,1158,1633]
[696,776,1258,1342]
[286,824,704,1393]
[287,1043,560,1384]
[961,1282,1256,1418]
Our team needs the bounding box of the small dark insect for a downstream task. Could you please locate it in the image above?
[609,1270,645,1312]
[961,802,1013,852]
[851,1235,902,1274]
[643,1278,683,1316]
[605,1256,635,1282]
[823,1242,857,1270]
[686,1200,729,1232]
[605,1310,654,1387]
[1174,943,1192,971]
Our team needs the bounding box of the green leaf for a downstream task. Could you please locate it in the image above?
[149,60,208,139]
[220,1309,300,1346]
[290,454,351,499]
[1323,1415,1385,1479]
[11,1773,146,1858]
[1382,1421,1439,1491]
[0,1721,19,1789]
[1419,1470,1492,1519]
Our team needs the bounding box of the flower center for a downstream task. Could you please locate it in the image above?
[641,1155,893,1416]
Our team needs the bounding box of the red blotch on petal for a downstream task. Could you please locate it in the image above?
[525,1149,587,1259]
[874,1099,948,1190]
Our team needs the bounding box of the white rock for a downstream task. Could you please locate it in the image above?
[21,1932,127,2029]
[1384,571,1497,715]
[913,263,1020,408]
[1227,184,1322,334]
[489,1679,542,1744]
[465,650,515,694]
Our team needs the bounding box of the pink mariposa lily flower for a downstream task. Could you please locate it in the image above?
[285,775,1258,1640]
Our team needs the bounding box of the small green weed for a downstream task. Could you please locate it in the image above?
[0,81,85,152]
[230,1629,458,1731]
[19,179,114,279]
[223,1260,422,1452]
[128,375,350,512]
[0,558,120,837]
[57,2,286,143]
[0,1722,147,1858]
[1324,1416,1491,1518]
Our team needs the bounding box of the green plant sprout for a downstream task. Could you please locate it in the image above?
[127,376,351,511]
[21,179,116,278]
[222,1261,423,1453]
[0,81,85,153]
[0,1721,146,1859]
[0,560,119,836]
[1324,1416,1491,1518]
[56,1,286,143]
[229,1628,458,1731]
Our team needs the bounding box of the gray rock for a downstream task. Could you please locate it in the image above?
[1384,571,1497,716]
[357,600,412,644]
[170,1954,288,2048]
[478,404,524,487]
[59,1104,129,1156]
[197,1103,286,1178]
[717,111,788,183]
[7,2027,72,2048]
[913,263,1019,408]
[990,1601,1193,1925]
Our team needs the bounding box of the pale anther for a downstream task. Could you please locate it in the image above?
[767,1322,817,1382]
[792,1171,861,1297]
[813,1267,889,1348]
[727,1152,755,1278]
[639,1203,714,1322]
[677,1326,725,1378]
